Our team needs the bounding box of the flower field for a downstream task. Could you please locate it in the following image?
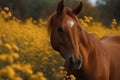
[0,7,120,80]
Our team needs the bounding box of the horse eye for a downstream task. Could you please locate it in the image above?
[57,27,63,32]
[78,26,81,31]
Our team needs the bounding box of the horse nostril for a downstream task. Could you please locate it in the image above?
[78,59,81,65]
[69,57,75,70]
[69,57,74,65]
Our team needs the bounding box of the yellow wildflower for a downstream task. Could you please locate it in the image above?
[0,67,15,79]
[0,11,6,15]
[84,19,90,23]
[0,54,7,61]
[59,66,65,70]
[12,44,19,52]
[4,7,9,11]
[7,55,14,63]
[31,75,37,80]
[22,65,33,75]
[6,67,15,78]
[14,77,23,80]
[70,74,76,80]
[40,77,47,80]
[11,53,19,59]
[11,64,22,70]
[37,72,47,80]
[33,20,37,24]
[7,12,12,17]
[79,19,84,24]
[4,43,12,51]
[88,16,93,21]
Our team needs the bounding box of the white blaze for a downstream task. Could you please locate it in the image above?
[67,20,75,28]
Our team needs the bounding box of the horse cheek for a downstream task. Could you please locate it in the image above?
[50,32,59,50]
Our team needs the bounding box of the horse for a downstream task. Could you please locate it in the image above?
[48,0,120,80]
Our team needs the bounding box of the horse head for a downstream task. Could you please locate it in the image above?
[48,0,83,71]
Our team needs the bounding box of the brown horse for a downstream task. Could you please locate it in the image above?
[48,0,120,80]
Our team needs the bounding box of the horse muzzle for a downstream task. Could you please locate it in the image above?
[67,55,83,71]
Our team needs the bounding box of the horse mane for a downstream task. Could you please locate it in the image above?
[83,29,102,55]
[47,12,56,35]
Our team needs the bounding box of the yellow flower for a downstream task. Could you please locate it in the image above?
[84,16,88,20]
[11,64,22,70]
[22,65,33,75]
[111,19,117,28]
[7,12,12,17]
[41,57,48,61]
[0,67,15,79]
[79,19,84,24]
[12,44,19,52]
[0,54,7,61]
[84,19,90,23]
[52,68,55,72]
[4,7,9,11]
[31,75,37,80]
[25,69,33,75]
[59,66,65,70]
[88,16,93,21]
[14,77,23,80]
[6,67,15,78]
[0,11,6,15]
[37,72,47,80]
[7,55,14,63]
[37,72,43,76]
[4,43,12,51]
[11,53,19,59]
[70,75,76,80]
[40,77,47,80]
[113,19,116,22]
[33,20,37,24]
[2,34,6,38]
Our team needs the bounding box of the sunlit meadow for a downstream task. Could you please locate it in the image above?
[0,7,120,80]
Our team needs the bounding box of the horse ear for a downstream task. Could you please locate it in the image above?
[57,0,64,15]
[73,2,83,15]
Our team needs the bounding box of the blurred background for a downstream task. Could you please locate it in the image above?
[0,0,120,25]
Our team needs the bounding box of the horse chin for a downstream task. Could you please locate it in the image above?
[68,67,81,71]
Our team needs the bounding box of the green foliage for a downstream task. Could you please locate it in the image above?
[0,0,100,21]
[96,0,120,25]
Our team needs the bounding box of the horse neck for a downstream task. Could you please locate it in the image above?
[80,30,101,52]
[79,30,104,68]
